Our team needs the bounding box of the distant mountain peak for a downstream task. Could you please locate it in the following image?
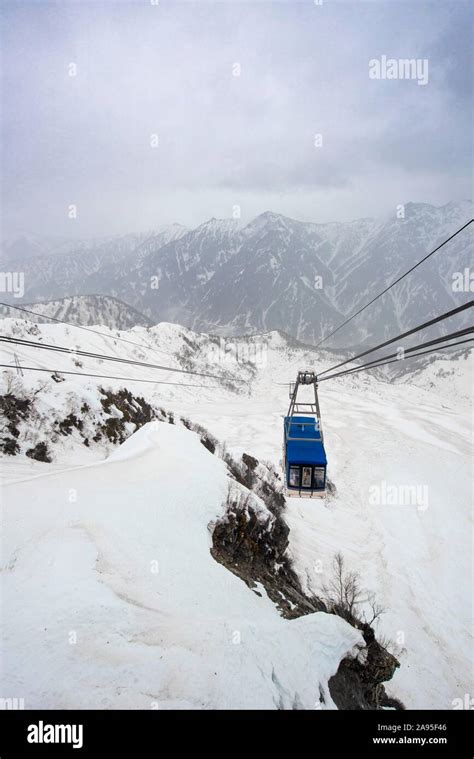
[194,217,242,235]
[242,210,297,235]
[2,200,472,349]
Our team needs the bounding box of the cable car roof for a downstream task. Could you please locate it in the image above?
[284,416,327,466]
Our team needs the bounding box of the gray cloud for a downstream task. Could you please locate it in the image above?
[1,0,472,236]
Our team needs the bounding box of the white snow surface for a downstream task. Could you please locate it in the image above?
[1,421,363,709]
[0,318,472,709]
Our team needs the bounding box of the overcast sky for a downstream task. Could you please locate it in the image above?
[1,0,472,237]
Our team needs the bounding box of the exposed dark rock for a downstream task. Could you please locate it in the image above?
[102,417,125,445]
[99,388,157,443]
[185,420,219,455]
[1,437,20,455]
[200,435,216,454]
[0,394,31,455]
[26,441,52,463]
[211,488,325,620]
[1,388,165,457]
[222,453,285,517]
[328,664,372,710]
[242,453,258,471]
[0,394,31,429]
[381,694,406,710]
[57,413,84,436]
[329,622,401,709]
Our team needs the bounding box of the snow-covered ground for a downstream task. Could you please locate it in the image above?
[177,357,473,710]
[1,421,364,709]
[0,319,472,709]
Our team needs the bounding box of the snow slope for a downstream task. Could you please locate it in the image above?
[1,422,363,709]
[183,375,472,710]
[0,319,472,709]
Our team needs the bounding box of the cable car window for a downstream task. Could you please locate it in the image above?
[313,467,325,489]
[289,467,300,487]
[302,466,312,488]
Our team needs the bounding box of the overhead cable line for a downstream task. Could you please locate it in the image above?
[0,334,242,382]
[318,300,473,378]
[0,300,174,360]
[0,363,221,389]
[318,327,473,382]
[317,338,473,382]
[313,219,473,351]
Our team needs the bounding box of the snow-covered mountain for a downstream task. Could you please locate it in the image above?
[0,318,471,709]
[2,201,472,347]
[0,295,152,331]
[0,224,187,305]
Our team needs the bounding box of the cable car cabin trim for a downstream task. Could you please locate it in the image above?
[283,371,328,498]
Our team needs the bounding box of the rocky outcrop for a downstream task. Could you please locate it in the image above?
[210,454,403,710]
[25,441,52,462]
[211,486,325,619]
[329,623,402,710]
[0,393,31,455]
[97,388,158,444]
[0,387,165,456]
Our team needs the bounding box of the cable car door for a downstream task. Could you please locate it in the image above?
[301,466,312,488]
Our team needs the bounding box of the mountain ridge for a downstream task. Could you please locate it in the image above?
[2,201,472,347]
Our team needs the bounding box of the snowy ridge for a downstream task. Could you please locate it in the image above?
[0,295,152,331]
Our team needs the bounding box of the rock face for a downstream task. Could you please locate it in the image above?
[210,456,403,710]
[211,484,326,619]
[211,446,325,617]
[0,393,31,455]
[329,624,402,710]
[25,441,52,462]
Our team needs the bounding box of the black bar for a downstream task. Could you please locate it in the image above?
[0,709,471,756]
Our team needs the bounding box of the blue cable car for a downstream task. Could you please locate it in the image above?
[283,371,327,498]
